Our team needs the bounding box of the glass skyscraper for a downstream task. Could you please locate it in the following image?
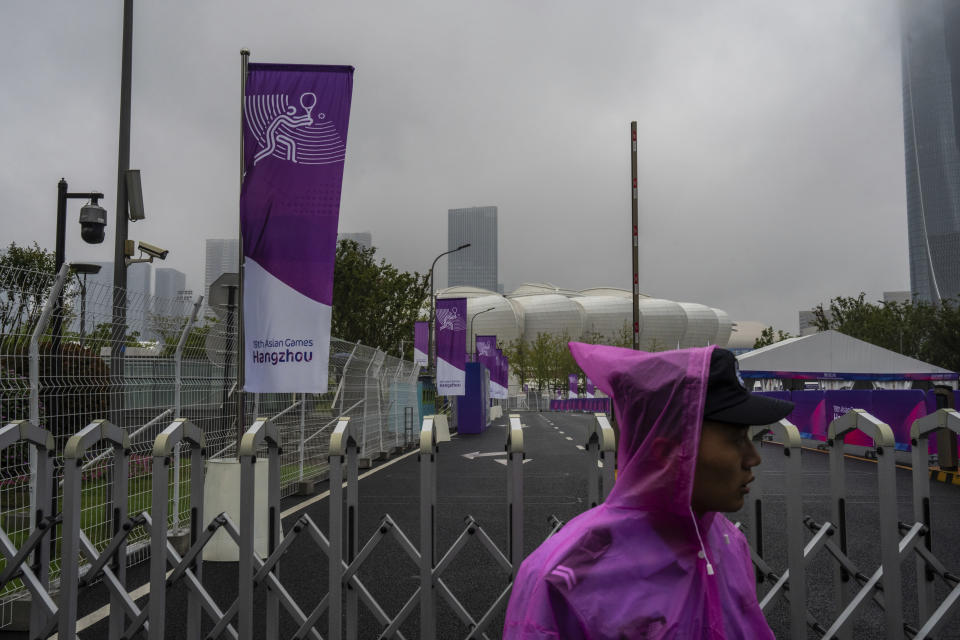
[901,0,960,302]
[448,206,498,291]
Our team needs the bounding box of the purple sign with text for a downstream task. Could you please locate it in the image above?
[241,63,354,392]
[414,321,428,366]
[585,377,595,398]
[436,298,466,395]
[496,348,508,399]
[568,373,579,399]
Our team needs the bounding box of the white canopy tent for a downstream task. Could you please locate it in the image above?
[737,330,958,390]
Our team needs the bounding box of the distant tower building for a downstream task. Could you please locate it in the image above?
[126,262,152,337]
[337,231,372,249]
[448,206,498,291]
[154,268,187,320]
[901,1,960,302]
[154,268,186,301]
[204,238,239,302]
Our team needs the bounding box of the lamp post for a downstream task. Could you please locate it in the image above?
[427,243,471,371]
[69,263,102,347]
[469,306,495,361]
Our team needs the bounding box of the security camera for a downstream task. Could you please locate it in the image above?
[78,200,107,244]
[138,242,169,260]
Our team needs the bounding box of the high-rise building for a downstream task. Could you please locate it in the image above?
[204,238,239,302]
[901,1,960,302]
[154,268,186,301]
[126,262,152,337]
[337,231,372,249]
[447,206,498,291]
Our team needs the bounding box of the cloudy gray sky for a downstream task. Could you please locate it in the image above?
[2,1,907,332]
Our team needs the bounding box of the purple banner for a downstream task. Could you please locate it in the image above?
[241,63,354,393]
[568,373,579,399]
[495,348,508,399]
[585,377,595,398]
[414,321,428,366]
[476,335,498,396]
[436,298,467,395]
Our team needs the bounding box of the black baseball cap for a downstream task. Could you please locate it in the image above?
[703,348,794,426]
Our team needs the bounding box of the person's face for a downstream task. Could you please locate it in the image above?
[691,419,762,514]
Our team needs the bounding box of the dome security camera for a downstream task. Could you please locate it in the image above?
[78,201,107,244]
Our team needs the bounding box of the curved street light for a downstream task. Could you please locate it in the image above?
[469,307,496,361]
[427,243,471,370]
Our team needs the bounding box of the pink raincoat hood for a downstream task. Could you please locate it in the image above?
[503,343,772,639]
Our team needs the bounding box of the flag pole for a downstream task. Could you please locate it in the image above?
[237,49,249,450]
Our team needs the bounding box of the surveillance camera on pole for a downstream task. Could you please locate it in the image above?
[125,240,170,265]
[78,199,108,244]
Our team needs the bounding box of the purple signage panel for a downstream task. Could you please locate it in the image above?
[787,391,828,441]
[414,321,428,366]
[241,63,354,392]
[568,373,578,399]
[502,351,509,398]
[585,377,595,398]
[436,298,467,395]
[825,391,875,447]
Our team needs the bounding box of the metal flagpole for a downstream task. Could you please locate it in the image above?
[237,49,249,450]
[630,122,640,350]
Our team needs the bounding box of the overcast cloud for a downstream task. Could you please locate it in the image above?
[1,1,906,332]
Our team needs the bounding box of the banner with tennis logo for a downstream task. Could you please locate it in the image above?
[436,298,467,396]
[240,63,354,392]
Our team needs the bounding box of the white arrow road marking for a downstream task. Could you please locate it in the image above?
[462,451,507,460]
[495,458,533,465]
[576,445,585,450]
[565,437,573,441]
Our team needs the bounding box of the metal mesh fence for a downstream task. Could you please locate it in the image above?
[0,264,422,623]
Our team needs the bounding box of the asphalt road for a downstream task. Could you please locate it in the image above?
[10,410,960,639]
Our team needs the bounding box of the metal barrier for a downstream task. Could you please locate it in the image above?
[745,408,960,639]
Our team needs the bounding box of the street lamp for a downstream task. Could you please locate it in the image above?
[69,263,102,346]
[469,306,495,361]
[427,243,471,370]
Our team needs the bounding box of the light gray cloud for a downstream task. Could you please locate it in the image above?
[1,0,908,333]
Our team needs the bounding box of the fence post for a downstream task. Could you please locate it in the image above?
[825,409,900,639]
[328,417,356,640]
[173,295,203,531]
[507,415,525,579]
[299,392,307,481]
[237,417,281,640]
[28,263,69,532]
[59,420,129,640]
[910,409,960,625]
[150,418,206,640]
[420,415,438,638]
[0,421,56,638]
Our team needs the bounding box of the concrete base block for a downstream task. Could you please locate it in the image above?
[296,480,316,495]
[358,458,372,469]
[388,446,403,457]
[168,528,191,556]
[203,458,275,561]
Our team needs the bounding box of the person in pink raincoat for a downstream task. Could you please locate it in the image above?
[503,343,794,639]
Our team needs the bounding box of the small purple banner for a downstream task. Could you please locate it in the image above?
[241,63,354,393]
[495,348,508,399]
[568,373,579,399]
[436,298,467,395]
[585,377,595,398]
[414,321,428,366]
[475,335,498,396]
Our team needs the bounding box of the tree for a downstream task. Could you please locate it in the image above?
[331,240,429,359]
[753,326,792,349]
[503,337,531,388]
[0,242,60,339]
